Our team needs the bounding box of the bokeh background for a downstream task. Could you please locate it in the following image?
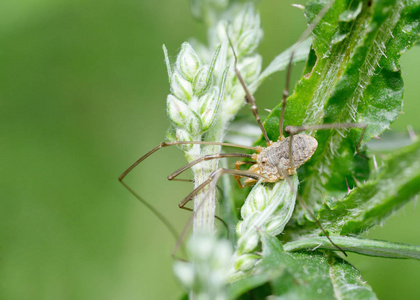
[1,0,419,299]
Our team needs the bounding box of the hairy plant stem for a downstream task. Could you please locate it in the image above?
[193,109,231,234]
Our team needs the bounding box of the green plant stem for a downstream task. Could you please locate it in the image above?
[284,236,420,259]
[192,96,243,234]
[193,112,227,233]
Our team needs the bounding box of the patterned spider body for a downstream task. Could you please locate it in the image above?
[245,134,318,184]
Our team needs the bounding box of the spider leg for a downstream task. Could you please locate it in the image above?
[171,168,267,257]
[171,178,194,183]
[178,168,267,209]
[118,140,259,242]
[234,161,256,188]
[168,153,253,181]
[119,140,258,182]
[226,32,271,146]
[276,164,348,257]
[179,206,229,239]
[167,153,255,236]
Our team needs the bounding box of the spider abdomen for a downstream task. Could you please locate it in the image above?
[256,134,318,180]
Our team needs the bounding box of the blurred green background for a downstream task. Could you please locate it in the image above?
[1,0,419,299]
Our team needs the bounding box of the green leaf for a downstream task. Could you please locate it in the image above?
[226,1,420,297]
[260,235,333,299]
[311,139,420,235]
[326,253,377,300]
[263,234,377,299]
[284,236,420,259]
[228,234,378,299]
[259,0,420,213]
[227,273,273,300]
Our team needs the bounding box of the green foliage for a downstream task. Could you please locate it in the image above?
[284,138,420,237]
[230,0,420,298]
[318,139,420,235]
[229,234,378,299]
[255,0,420,226]
[262,0,420,213]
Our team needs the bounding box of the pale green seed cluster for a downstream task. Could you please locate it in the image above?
[164,42,228,161]
[232,177,298,276]
[207,4,264,116]
[174,234,233,300]
[164,4,264,163]
[212,3,263,58]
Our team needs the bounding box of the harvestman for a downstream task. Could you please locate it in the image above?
[119,0,367,256]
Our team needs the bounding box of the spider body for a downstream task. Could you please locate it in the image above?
[241,134,318,185]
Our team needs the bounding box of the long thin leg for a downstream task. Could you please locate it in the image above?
[167,153,253,181]
[119,141,259,182]
[226,34,271,145]
[167,153,256,190]
[119,180,180,242]
[278,0,336,139]
[179,205,229,238]
[178,168,267,209]
[171,178,194,183]
[276,165,348,257]
[294,184,348,257]
[166,154,255,229]
[171,168,267,257]
[288,134,295,169]
[118,140,259,243]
